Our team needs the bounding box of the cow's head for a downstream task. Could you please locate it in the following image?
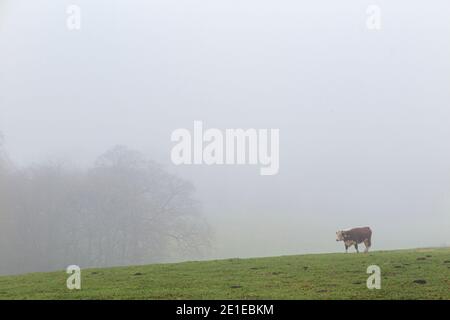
[336,230,345,241]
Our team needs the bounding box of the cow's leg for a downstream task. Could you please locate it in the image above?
[364,239,370,253]
[345,244,348,253]
[354,243,359,253]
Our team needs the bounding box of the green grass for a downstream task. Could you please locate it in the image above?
[0,247,449,299]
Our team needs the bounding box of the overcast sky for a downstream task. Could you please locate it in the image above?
[1,0,450,259]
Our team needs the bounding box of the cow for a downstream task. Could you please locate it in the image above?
[336,227,372,253]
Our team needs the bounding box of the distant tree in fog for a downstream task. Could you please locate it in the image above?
[0,133,11,172]
[81,146,210,266]
[0,145,210,275]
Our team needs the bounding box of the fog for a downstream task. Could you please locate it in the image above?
[1,0,449,274]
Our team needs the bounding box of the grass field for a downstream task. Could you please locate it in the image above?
[0,247,449,299]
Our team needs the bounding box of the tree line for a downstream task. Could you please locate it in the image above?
[0,141,210,275]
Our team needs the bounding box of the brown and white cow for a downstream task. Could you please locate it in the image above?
[336,227,372,253]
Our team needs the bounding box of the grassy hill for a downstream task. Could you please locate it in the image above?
[0,247,449,299]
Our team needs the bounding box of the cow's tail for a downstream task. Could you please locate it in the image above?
[367,228,372,247]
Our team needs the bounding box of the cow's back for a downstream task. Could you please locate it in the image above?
[347,227,371,243]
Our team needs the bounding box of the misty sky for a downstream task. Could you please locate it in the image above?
[1,0,450,260]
